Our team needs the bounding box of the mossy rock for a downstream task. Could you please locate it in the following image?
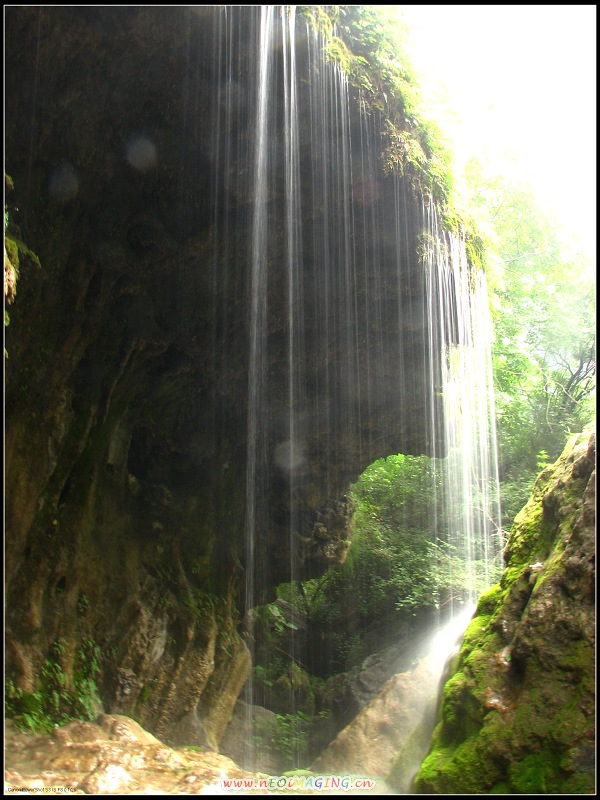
[413,425,596,794]
[508,751,563,793]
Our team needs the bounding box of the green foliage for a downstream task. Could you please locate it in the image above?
[278,453,496,672]
[323,35,353,73]
[301,7,454,203]
[253,603,298,646]
[536,449,551,472]
[5,636,102,733]
[4,173,42,357]
[275,709,311,765]
[341,454,485,613]
[296,6,336,38]
[331,632,365,666]
[412,540,493,611]
[5,680,51,733]
[76,593,91,617]
[252,662,280,688]
[262,602,299,633]
[463,160,596,526]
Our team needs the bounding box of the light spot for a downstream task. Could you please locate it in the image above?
[125,135,157,171]
[274,439,307,473]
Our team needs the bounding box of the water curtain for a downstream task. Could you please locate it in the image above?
[423,201,503,612]
[210,5,502,769]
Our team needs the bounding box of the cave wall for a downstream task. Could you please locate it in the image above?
[412,423,596,794]
[4,6,439,744]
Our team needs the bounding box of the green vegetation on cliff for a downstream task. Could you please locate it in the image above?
[4,173,41,356]
[252,452,498,685]
[299,6,454,205]
[5,636,102,733]
[412,424,596,795]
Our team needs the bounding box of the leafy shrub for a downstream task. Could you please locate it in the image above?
[5,636,102,733]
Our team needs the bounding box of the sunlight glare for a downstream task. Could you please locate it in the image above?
[397,5,597,260]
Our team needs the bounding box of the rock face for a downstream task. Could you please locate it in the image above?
[310,657,441,790]
[4,714,271,794]
[219,700,287,776]
[4,713,374,795]
[413,423,596,794]
[4,6,441,745]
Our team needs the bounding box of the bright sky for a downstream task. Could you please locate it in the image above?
[396,4,597,261]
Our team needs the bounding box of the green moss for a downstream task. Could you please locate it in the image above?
[452,739,504,792]
[504,502,548,567]
[138,685,151,704]
[489,781,511,793]
[551,705,589,748]
[511,668,590,749]
[4,233,41,271]
[414,428,595,795]
[413,744,451,792]
[296,6,334,37]
[5,235,19,268]
[475,583,502,616]
[560,773,596,794]
[324,36,353,73]
[432,614,503,749]
[439,670,482,744]
[457,617,502,700]
[555,638,594,674]
[460,612,491,647]
[283,769,317,778]
[416,735,503,794]
[509,751,562,793]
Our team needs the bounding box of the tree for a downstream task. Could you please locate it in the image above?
[464,159,596,522]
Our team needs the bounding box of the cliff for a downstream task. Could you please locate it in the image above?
[5,6,444,746]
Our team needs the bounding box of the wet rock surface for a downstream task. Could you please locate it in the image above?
[310,656,442,790]
[4,715,382,795]
[5,715,258,795]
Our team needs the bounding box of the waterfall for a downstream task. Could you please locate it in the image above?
[423,200,503,614]
[246,3,273,635]
[2,4,515,788]
[304,19,358,495]
[207,4,502,776]
[243,5,276,769]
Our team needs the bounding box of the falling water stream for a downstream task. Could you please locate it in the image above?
[423,201,503,609]
[6,7,592,797]
[210,5,502,783]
